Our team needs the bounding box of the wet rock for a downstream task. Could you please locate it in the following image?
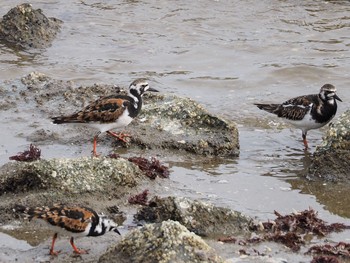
[4,72,239,157]
[0,157,142,195]
[98,220,223,263]
[134,196,253,237]
[132,93,240,157]
[308,110,350,182]
[0,3,62,49]
[21,71,52,85]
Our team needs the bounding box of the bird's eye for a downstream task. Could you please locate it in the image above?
[141,84,148,89]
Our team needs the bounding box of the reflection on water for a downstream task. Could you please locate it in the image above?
[0,0,349,231]
[168,156,238,177]
[289,179,350,219]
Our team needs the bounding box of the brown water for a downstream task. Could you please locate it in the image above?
[1,0,350,261]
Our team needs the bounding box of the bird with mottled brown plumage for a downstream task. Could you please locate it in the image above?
[52,79,158,156]
[14,204,120,256]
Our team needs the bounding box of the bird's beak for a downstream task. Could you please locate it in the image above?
[334,94,342,102]
[113,228,121,235]
[147,87,159,92]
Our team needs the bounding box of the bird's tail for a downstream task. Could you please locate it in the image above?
[52,115,82,124]
[52,116,66,124]
[13,204,48,220]
[254,103,280,114]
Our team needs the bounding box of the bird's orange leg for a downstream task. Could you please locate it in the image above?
[70,237,89,254]
[92,133,101,157]
[49,233,61,256]
[302,133,308,149]
[106,131,131,143]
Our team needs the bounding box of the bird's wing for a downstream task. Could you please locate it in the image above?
[29,204,98,233]
[277,95,314,121]
[52,97,130,124]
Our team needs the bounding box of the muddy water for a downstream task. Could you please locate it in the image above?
[1,0,350,261]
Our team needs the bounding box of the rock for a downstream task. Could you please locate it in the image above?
[308,110,350,182]
[132,93,240,157]
[3,72,240,157]
[21,71,52,85]
[0,157,142,195]
[0,4,62,49]
[98,220,223,263]
[134,196,253,237]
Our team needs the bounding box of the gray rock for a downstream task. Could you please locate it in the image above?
[308,110,350,182]
[0,157,142,195]
[132,93,240,157]
[98,220,223,263]
[0,4,62,49]
[4,72,239,157]
[135,196,253,237]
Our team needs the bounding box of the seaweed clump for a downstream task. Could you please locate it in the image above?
[258,209,349,236]
[9,144,41,162]
[307,242,350,261]
[128,190,149,206]
[310,256,340,263]
[128,157,169,179]
[248,209,349,251]
[108,155,170,180]
[219,209,350,252]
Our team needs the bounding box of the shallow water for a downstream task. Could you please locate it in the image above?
[1,0,350,261]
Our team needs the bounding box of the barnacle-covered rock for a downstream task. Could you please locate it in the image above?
[3,72,239,157]
[134,196,253,236]
[132,93,239,157]
[308,110,350,182]
[0,4,62,49]
[0,157,142,195]
[98,220,223,263]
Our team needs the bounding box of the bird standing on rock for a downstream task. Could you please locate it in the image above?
[255,84,342,149]
[15,204,121,256]
[52,79,158,156]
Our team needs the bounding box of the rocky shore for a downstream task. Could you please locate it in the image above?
[0,72,244,262]
[0,3,349,263]
[0,72,349,262]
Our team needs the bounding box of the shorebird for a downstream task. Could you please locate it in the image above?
[255,84,342,149]
[52,79,158,156]
[15,204,121,256]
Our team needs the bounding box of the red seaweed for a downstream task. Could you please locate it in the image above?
[246,208,350,252]
[311,255,340,263]
[9,144,41,162]
[128,190,149,206]
[128,156,169,179]
[307,242,350,259]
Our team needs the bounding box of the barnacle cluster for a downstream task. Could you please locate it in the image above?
[317,110,350,152]
[99,220,222,263]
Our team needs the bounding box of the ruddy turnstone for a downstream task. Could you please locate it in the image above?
[52,79,158,156]
[15,204,121,256]
[255,84,342,149]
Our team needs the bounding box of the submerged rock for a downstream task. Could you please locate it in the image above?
[0,3,62,49]
[98,220,223,263]
[308,110,350,182]
[134,196,253,237]
[0,157,142,195]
